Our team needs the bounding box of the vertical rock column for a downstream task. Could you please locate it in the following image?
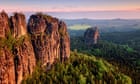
[0,48,15,84]
[0,11,10,37]
[59,21,70,62]
[10,13,27,38]
[10,13,36,84]
[84,27,100,45]
[0,11,15,84]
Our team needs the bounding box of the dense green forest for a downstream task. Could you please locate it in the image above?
[22,30,140,84]
[22,52,132,84]
[101,30,140,51]
[71,36,140,84]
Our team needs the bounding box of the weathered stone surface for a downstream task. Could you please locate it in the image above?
[0,12,70,84]
[59,21,70,61]
[10,13,27,38]
[0,11,10,37]
[28,15,46,34]
[9,13,36,84]
[0,47,15,84]
[0,12,36,84]
[28,13,70,65]
[84,27,100,45]
[13,38,36,84]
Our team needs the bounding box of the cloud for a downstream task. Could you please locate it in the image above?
[136,8,140,10]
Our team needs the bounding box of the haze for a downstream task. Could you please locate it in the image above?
[0,0,140,19]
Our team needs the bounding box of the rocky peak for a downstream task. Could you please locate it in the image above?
[10,13,27,38]
[84,27,100,45]
[28,13,70,65]
[0,11,10,37]
[28,14,46,34]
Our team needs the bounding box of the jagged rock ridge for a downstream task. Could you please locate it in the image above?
[0,11,70,84]
[84,27,100,45]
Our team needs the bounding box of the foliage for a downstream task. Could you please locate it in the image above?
[58,26,66,37]
[0,32,16,50]
[23,52,132,84]
[0,32,25,51]
[70,36,140,83]
[69,24,91,30]
[101,30,140,51]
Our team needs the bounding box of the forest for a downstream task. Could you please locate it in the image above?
[22,28,140,84]
[70,28,140,84]
[22,51,132,84]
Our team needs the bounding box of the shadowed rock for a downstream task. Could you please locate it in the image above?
[84,27,100,45]
[28,13,70,65]
[10,13,27,38]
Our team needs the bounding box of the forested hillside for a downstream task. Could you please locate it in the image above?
[23,52,132,84]
[101,30,140,51]
[71,37,140,84]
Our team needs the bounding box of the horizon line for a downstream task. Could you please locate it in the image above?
[1,9,140,13]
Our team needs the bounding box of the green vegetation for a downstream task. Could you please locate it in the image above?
[22,51,132,84]
[58,26,65,37]
[70,36,140,83]
[0,33,16,50]
[0,32,25,51]
[69,24,91,30]
[101,30,140,51]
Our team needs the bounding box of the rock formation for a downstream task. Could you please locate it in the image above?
[10,13,27,38]
[13,39,36,84]
[0,11,10,38]
[0,11,70,84]
[0,47,15,84]
[0,11,15,84]
[84,27,100,45]
[28,13,70,65]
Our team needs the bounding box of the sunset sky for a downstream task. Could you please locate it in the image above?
[0,0,140,19]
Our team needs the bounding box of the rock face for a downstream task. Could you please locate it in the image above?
[59,21,70,61]
[0,11,15,84]
[0,48,15,84]
[0,11,10,37]
[84,27,100,45]
[13,39,36,84]
[0,12,36,84]
[28,13,70,65]
[10,13,27,38]
[0,12,70,84]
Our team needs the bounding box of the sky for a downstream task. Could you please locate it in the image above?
[0,0,140,19]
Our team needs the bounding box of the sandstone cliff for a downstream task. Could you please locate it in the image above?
[0,11,10,37]
[0,47,15,84]
[0,11,70,84]
[28,13,70,65]
[84,27,100,45]
[10,13,27,38]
